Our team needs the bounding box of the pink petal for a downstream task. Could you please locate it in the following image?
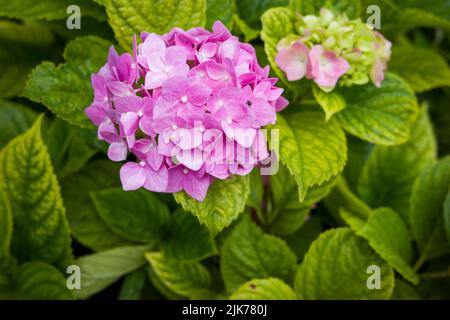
[275,41,310,81]
[108,142,128,162]
[165,166,184,192]
[120,112,139,136]
[143,165,169,192]
[183,174,211,201]
[233,127,257,148]
[175,148,204,171]
[188,82,211,106]
[164,45,188,65]
[161,76,189,101]
[120,162,146,191]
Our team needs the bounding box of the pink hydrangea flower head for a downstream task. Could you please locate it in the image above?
[275,9,391,90]
[85,21,286,201]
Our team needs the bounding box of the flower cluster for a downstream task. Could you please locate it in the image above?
[85,21,287,201]
[275,8,392,92]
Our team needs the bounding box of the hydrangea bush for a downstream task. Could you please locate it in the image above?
[0,0,450,301]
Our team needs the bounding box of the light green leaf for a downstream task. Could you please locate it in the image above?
[313,85,346,121]
[410,157,450,267]
[294,228,394,299]
[146,265,185,300]
[91,188,170,243]
[102,0,206,51]
[444,188,450,244]
[390,279,420,300]
[61,160,131,252]
[357,107,437,222]
[268,163,336,235]
[0,116,72,270]
[0,0,106,20]
[274,111,347,201]
[75,245,150,299]
[0,189,12,269]
[283,216,322,260]
[12,262,75,300]
[145,252,211,298]
[389,46,450,93]
[174,175,250,235]
[0,20,55,98]
[206,0,233,29]
[220,215,297,293]
[357,208,419,285]
[336,73,418,146]
[229,278,297,300]
[161,210,217,262]
[293,0,362,19]
[261,7,296,88]
[0,100,37,149]
[22,36,111,128]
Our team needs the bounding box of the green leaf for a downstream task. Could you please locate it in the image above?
[389,46,450,93]
[0,20,55,98]
[444,188,450,244]
[174,175,250,235]
[220,215,297,293]
[206,0,233,29]
[366,0,450,32]
[410,157,450,267]
[357,107,437,222]
[246,168,264,216]
[0,0,106,20]
[118,268,147,300]
[294,228,394,299]
[91,188,170,243]
[43,118,97,178]
[145,252,211,298]
[324,177,371,229]
[293,0,362,19]
[343,136,372,191]
[75,245,150,299]
[229,278,297,300]
[0,189,12,269]
[274,111,347,201]
[235,0,288,28]
[102,0,206,51]
[268,163,336,235]
[390,279,420,300]
[313,85,346,121]
[0,100,37,149]
[232,14,260,42]
[12,262,75,300]
[261,7,296,88]
[161,210,217,262]
[283,216,322,260]
[336,73,418,146]
[22,36,111,128]
[61,160,131,252]
[357,208,419,285]
[0,116,72,269]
